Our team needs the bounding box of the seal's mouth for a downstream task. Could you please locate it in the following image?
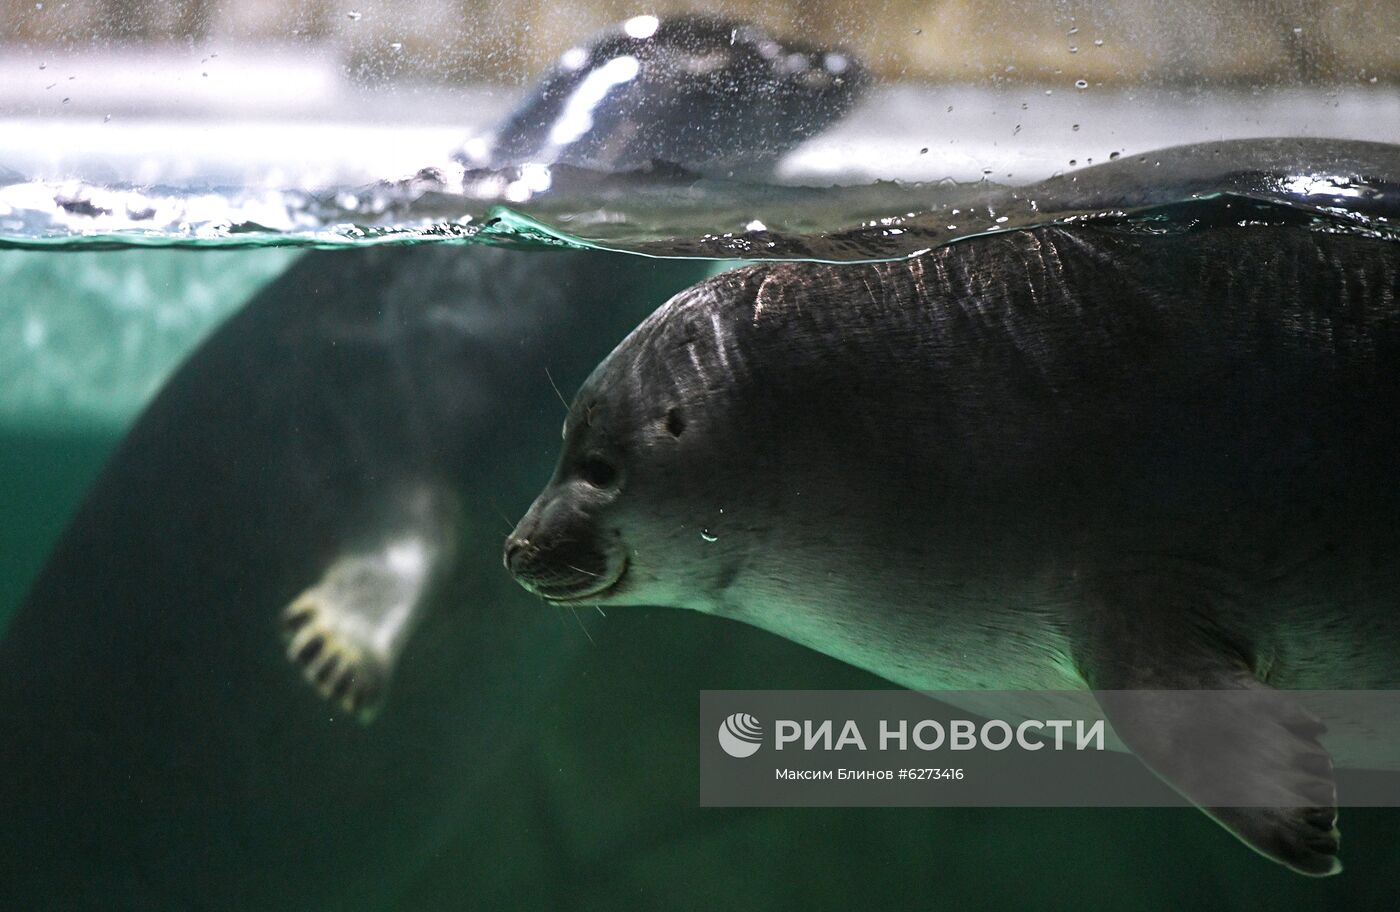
[535,555,628,603]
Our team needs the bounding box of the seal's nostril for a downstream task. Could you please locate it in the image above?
[503,536,530,572]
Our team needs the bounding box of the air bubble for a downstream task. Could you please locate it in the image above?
[701,529,718,543]
[1075,79,1088,89]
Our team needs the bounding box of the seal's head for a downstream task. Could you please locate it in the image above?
[504,269,778,612]
[505,258,958,619]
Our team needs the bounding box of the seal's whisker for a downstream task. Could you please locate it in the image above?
[594,606,607,618]
[543,596,571,630]
[565,563,601,577]
[544,366,569,413]
[569,605,595,646]
[484,497,515,533]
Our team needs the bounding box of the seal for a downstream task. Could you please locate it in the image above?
[460,14,867,175]
[507,213,1400,877]
[0,17,867,911]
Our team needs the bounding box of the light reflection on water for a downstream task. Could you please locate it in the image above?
[2,89,1397,257]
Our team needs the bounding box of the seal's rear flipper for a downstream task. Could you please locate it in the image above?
[281,484,458,723]
[1075,579,1341,876]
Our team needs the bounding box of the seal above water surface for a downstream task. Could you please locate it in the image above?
[460,14,867,176]
[508,209,1400,876]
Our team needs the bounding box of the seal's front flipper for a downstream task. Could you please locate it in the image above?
[281,485,458,723]
[1094,686,1339,876]
[1075,579,1340,876]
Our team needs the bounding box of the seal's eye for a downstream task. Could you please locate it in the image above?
[665,407,686,438]
[577,456,619,489]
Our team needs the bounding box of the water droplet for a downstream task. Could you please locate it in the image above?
[1071,123,1080,131]
[1292,26,1303,35]
[701,529,718,543]
[38,62,45,70]
[1044,89,1053,96]
[1069,46,1078,54]
[1109,151,1121,160]
[103,113,110,122]
[1093,38,1105,47]
[1068,159,1077,166]
[347,10,362,21]
[390,41,403,51]
[919,147,928,154]
[61,96,69,104]
[946,105,954,112]
[1075,79,1088,89]
[995,216,1009,223]
[912,27,923,35]
[1068,26,1079,35]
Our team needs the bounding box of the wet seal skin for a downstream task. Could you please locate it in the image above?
[508,213,1400,877]
[0,16,867,912]
[458,13,868,176]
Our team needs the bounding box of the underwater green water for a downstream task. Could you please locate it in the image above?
[2,236,1400,911]
[0,428,114,620]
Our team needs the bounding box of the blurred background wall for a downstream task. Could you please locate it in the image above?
[3,0,1397,87]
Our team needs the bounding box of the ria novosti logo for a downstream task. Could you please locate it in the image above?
[717,712,764,758]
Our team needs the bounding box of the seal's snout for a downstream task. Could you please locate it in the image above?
[502,534,531,573]
[505,491,624,602]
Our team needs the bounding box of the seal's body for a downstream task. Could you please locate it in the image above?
[508,215,1400,876]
